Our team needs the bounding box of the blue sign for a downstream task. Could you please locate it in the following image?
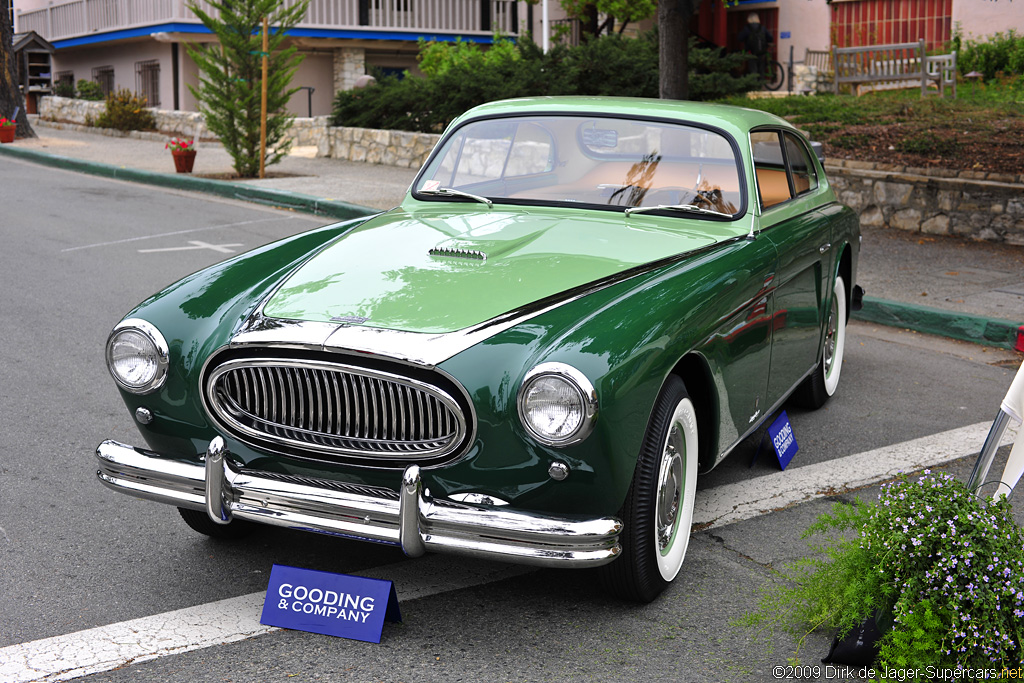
[780,31,791,40]
[260,564,401,643]
[768,411,799,470]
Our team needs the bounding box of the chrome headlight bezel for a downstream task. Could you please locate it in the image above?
[516,362,598,447]
[105,318,170,395]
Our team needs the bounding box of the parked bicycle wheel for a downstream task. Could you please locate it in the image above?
[763,60,785,91]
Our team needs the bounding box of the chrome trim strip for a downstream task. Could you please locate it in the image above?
[96,439,622,568]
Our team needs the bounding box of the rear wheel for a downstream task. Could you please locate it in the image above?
[178,507,255,540]
[599,375,698,603]
[764,60,785,91]
[793,274,847,409]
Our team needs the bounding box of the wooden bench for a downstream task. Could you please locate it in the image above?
[830,40,956,98]
[804,49,832,76]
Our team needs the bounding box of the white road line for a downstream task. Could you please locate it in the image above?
[1,421,1017,682]
[60,216,302,253]
[0,558,533,683]
[138,240,243,254]
[693,420,1019,530]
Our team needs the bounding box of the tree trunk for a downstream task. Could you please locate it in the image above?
[580,3,600,41]
[659,0,695,101]
[1,0,36,138]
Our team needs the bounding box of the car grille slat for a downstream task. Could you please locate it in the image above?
[206,358,468,463]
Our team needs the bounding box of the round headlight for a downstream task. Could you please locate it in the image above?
[517,363,598,446]
[106,319,169,394]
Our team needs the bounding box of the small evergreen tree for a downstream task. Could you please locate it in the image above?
[186,0,309,177]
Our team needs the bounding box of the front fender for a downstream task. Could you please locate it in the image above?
[112,218,371,458]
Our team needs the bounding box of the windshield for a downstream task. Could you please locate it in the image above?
[414,115,743,218]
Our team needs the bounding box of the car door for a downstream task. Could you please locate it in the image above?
[751,129,832,408]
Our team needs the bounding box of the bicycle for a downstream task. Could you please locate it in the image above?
[760,58,785,91]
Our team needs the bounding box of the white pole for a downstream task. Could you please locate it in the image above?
[542,0,549,53]
[995,363,1024,499]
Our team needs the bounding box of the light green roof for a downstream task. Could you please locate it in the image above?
[449,96,797,140]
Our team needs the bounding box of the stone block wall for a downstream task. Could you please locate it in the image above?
[826,161,1024,245]
[38,96,439,168]
[325,127,439,168]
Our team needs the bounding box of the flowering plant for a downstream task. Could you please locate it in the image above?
[0,117,15,128]
[744,470,1024,670]
[165,137,194,152]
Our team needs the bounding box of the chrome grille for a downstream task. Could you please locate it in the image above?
[205,358,467,462]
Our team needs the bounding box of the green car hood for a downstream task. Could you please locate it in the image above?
[262,205,737,334]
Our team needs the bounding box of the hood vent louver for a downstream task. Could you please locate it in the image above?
[429,246,487,262]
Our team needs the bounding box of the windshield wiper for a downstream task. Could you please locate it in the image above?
[418,187,493,208]
[624,203,732,218]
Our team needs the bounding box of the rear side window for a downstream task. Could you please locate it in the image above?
[750,129,819,210]
[784,132,818,196]
[750,131,790,210]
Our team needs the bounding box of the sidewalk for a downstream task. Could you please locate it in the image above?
[2,121,1023,352]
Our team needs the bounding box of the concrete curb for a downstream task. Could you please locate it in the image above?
[854,297,1024,352]
[0,144,377,222]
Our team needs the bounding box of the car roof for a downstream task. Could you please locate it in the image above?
[451,96,798,140]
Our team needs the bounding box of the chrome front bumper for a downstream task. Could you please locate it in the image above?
[95,438,622,568]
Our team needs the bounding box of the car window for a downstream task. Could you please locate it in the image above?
[750,130,792,210]
[415,115,743,218]
[783,132,819,196]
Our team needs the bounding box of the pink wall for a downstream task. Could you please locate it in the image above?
[952,0,1024,39]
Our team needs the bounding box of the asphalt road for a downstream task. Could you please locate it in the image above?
[1,156,1021,682]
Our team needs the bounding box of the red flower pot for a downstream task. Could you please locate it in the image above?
[0,126,15,144]
[172,149,197,173]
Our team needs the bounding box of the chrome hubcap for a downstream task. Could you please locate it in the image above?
[656,426,684,553]
[823,298,838,376]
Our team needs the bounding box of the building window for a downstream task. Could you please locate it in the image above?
[54,70,75,97]
[92,65,114,98]
[135,60,160,107]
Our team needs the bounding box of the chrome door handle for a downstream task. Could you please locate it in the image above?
[819,242,832,254]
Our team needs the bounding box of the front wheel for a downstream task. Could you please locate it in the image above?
[598,375,699,603]
[793,274,847,409]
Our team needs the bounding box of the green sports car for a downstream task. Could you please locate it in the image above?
[97,97,860,602]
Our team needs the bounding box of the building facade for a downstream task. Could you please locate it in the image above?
[13,0,538,116]
[12,0,1024,115]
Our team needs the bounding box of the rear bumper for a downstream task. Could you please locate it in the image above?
[95,438,622,568]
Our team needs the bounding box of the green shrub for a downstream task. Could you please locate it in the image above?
[333,37,572,133]
[417,34,520,78]
[54,81,75,98]
[93,89,156,132]
[742,471,1024,668]
[955,29,1024,80]
[333,32,756,133]
[563,32,659,98]
[76,80,104,101]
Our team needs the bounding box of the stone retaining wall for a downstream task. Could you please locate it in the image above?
[38,96,438,168]
[825,160,1024,245]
